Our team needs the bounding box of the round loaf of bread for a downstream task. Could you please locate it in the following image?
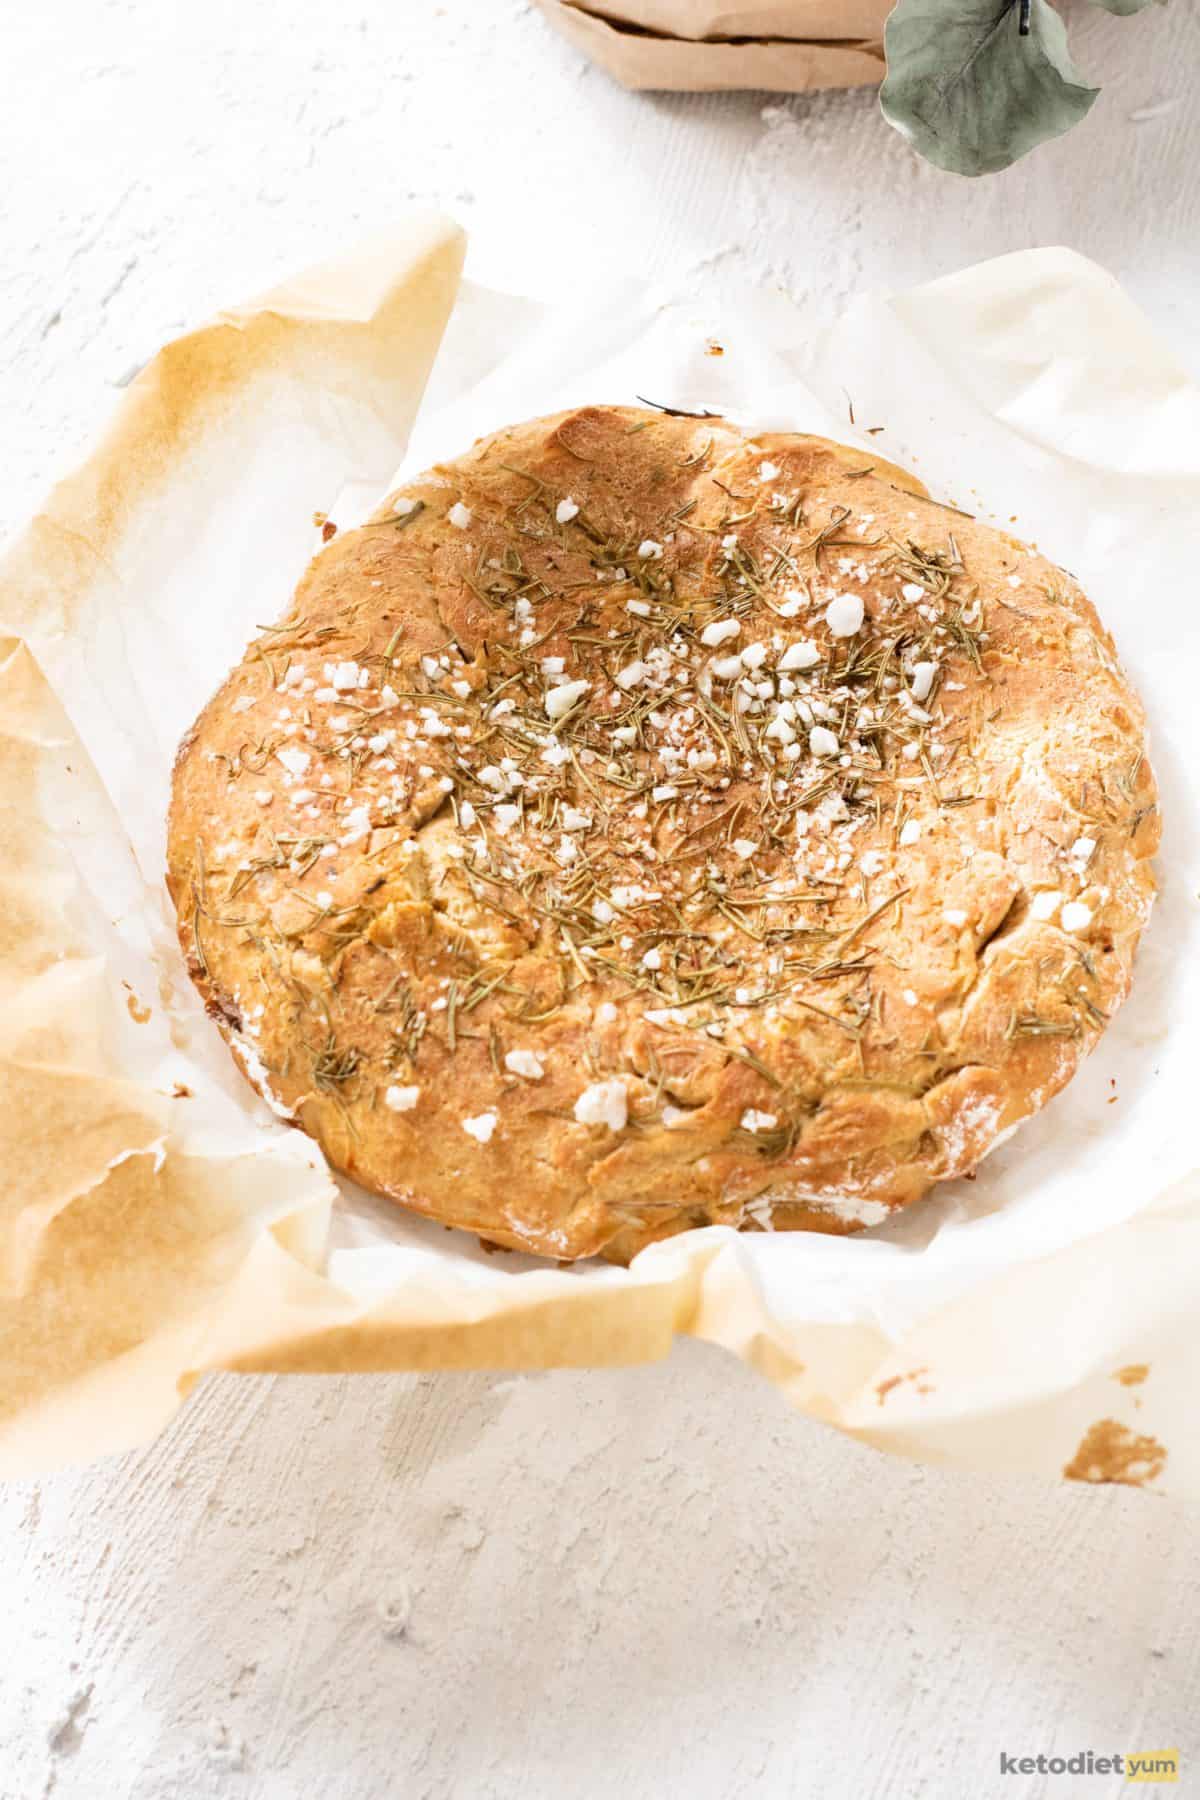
[167,406,1159,1262]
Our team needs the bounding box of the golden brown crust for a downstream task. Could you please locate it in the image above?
[167,407,1159,1262]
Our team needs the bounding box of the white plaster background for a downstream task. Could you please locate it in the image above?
[2,3,1200,1796]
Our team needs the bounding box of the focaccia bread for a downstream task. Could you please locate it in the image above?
[167,406,1159,1261]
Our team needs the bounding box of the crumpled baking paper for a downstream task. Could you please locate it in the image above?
[535,0,890,92]
[2,214,1197,1489]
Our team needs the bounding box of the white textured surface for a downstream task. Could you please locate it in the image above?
[3,3,1200,1796]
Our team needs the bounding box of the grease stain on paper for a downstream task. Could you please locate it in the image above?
[876,1366,933,1406]
[1063,1420,1167,1488]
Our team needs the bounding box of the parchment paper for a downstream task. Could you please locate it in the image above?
[2,218,1198,1489]
[536,0,889,92]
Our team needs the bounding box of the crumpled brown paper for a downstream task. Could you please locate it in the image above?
[536,0,890,92]
[3,219,1199,1491]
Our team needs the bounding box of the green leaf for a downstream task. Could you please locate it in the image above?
[1089,0,1162,14]
[880,0,1100,177]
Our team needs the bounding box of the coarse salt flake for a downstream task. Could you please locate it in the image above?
[701,619,741,647]
[573,1078,628,1132]
[448,501,472,529]
[780,640,820,671]
[385,1084,420,1112]
[809,726,840,758]
[462,1111,497,1143]
[1060,901,1093,934]
[545,680,590,720]
[740,1109,777,1134]
[555,497,580,524]
[825,593,865,637]
[504,1049,545,1080]
[910,661,938,704]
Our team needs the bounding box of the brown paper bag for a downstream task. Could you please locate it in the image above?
[536,0,890,92]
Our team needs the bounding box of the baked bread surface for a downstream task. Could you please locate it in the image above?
[168,407,1159,1261]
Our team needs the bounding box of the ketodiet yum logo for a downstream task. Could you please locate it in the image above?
[999,1749,1178,1782]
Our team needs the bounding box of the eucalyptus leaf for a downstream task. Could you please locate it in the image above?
[1089,0,1162,15]
[881,0,1100,177]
